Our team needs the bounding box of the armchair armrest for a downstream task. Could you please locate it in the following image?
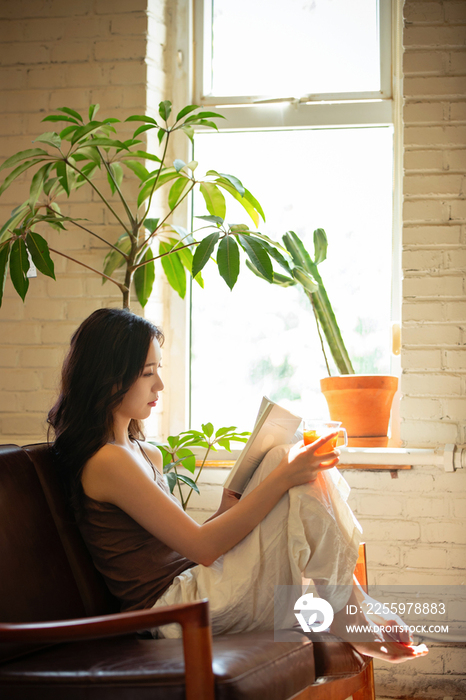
[0,599,214,700]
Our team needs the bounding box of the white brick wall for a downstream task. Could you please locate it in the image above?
[0,0,166,444]
[401,0,466,449]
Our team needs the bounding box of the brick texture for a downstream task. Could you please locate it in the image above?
[0,0,166,444]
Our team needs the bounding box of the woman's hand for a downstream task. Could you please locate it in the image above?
[205,488,241,522]
[276,432,341,490]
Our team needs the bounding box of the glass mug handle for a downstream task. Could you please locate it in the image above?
[338,427,347,448]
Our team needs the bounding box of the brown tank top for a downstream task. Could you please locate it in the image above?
[77,445,196,612]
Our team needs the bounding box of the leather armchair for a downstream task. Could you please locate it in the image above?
[0,443,374,699]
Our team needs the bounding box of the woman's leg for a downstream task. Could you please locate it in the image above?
[153,444,362,638]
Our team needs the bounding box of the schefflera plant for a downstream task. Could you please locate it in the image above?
[0,100,276,309]
[154,423,250,511]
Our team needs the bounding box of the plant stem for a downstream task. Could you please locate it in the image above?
[138,181,196,253]
[133,238,199,268]
[48,211,129,259]
[95,145,135,226]
[173,463,186,509]
[140,131,170,226]
[48,246,128,293]
[184,444,211,510]
[65,160,131,235]
[308,291,331,377]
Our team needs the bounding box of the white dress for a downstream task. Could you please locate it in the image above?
[152,444,362,638]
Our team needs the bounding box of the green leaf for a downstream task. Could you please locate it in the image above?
[207,170,245,196]
[243,188,266,222]
[0,159,47,197]
[195,215,224,226]
[215,426,237,437]
[121,150,161,163]
[75,145,102,165]
[174,448,196,473]
[167,435,179,450]
[217,235,239,290]
[0,206,28,243]
[177,474,199,494]
[133,123,158,138]
[137,170,180,208]
[55,160,69,196]
[134,247,155,307]
[144,218,160,234]
[176,104,199,122]
[166,472,177,493]
[166,239,204,288]
[313,227,328,265]
[89,104,100,121]
[168,176,190,210]
[28,163,49,210]
[184,111,226,122]
[181,125,194,142]
[215,180,259,227]
[59,124,80,140]
[173,159,185,172]
[160,243,186,299]
[76,137,127,150]
[238,234,273,282]
[102,232,131,282]
[42,114,79,124]
[0,240,11,308]
[107,162,123,195]
[57,107,84,122]
[9,238,29,301]
[200,182,226,219]
[202,422,214,438]
[123,159,149,181]
[25,231,55,279]
[125,114,158,125]
[35,132,61,149]
[157,128,166,145]
[217,438,231,451]
[192,231,219,279]
[0,148,49,173]
[71,121,104,144]
[159,100,172,122]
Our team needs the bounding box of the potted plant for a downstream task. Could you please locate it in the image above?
[0,100,279,309]
[246,227,398,447]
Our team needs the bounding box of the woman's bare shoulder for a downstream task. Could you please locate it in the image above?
[82,444,149,501]
[139,441,163,472]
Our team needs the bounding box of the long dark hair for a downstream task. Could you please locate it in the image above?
[48,308,164,510]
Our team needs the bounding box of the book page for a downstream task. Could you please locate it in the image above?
[224,398,302,494]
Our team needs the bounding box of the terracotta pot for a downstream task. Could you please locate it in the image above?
[320,375,398,447]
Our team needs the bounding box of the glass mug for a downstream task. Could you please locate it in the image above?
[302,420,347,455]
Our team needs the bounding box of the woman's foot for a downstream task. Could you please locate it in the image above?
[348,640,428,664]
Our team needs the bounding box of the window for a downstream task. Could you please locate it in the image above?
[163,0,399,436]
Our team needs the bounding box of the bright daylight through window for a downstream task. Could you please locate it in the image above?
[190,0,395,431]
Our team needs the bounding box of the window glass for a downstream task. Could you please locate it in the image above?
[191,127,393,429]
[210,0,380,97]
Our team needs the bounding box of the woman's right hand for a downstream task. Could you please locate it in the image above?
[276,432,340,489]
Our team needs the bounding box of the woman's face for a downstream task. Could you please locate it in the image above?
[115,338,164,422]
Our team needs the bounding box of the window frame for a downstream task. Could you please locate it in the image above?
[194,0,393,107]
[159,0,402,441]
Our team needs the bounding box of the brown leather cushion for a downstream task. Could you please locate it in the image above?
[0,630,315,700]
[307,631,368,681]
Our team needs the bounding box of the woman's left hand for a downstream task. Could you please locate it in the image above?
[217,488,241,515]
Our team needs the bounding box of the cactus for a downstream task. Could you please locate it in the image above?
[246,228,354,376]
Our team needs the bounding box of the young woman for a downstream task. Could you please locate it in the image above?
[48,307,428,664]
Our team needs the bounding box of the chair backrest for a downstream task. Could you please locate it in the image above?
[0,444,118,625]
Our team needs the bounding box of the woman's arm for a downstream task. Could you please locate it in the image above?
[82,435,339,567]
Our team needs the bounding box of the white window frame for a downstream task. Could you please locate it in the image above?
[160,0,402,441]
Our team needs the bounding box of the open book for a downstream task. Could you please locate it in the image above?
[224,396,302,494]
